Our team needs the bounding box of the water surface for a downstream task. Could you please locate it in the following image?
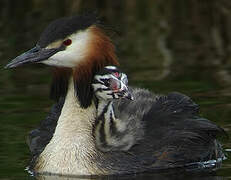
[0,1,231,179]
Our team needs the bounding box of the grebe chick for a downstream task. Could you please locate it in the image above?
[5,14,226,175]
[92,66,142,152]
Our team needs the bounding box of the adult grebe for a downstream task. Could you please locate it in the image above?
[5,14,225,176]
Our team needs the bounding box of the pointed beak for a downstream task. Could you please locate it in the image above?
[120,83,134,100]
[5,45,63,69]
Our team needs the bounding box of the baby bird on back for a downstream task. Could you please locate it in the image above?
[92,66,143,152]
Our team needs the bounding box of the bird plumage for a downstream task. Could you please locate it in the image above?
[92,66,137,152]
[28,86,225,174]
[6,14,226,176]
[38,14,100,48]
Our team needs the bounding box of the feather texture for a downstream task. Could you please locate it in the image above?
[28,88,225,174]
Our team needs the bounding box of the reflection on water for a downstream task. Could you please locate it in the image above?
[0,1,231,180]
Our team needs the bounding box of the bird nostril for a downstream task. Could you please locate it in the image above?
[29,46,41,53]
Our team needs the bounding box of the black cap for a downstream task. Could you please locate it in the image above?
[38,14,100,48]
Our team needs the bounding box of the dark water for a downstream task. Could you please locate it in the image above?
[0,1,231,180]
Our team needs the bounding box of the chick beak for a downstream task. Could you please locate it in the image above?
[5,45,63,69]
[120,85,134,101]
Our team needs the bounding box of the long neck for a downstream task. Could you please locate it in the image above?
[55,77,96,135]
[35,76,107,175]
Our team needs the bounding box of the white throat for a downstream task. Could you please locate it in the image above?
[35,77,105,175]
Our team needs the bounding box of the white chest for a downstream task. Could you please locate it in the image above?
[35,80,105,175]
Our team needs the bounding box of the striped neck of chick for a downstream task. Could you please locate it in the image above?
[92,66,134,152]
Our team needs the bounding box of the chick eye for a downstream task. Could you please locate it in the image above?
[63,39,72,46]
[114,72,120,78]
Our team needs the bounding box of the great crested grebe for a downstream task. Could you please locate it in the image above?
[5,14,225,176]
[92,66,137,152]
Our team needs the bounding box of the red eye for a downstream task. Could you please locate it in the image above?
[63,39,72,46]
[114,72,119,78]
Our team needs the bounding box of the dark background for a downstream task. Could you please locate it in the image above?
[0,0,231,179]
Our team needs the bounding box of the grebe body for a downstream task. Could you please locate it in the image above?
[5,15,225,176]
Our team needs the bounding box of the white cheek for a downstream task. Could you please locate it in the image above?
[41,30,91,67]
[43,48,85,67]
[42,51,77,67]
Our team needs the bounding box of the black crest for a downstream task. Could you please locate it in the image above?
[38,14,100,48]
[50,68,71,102]
[73,62,103,108]
[74,75,94,109]
[50,64,102,109]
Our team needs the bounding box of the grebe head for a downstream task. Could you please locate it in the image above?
[92,66,133,101]
[5,14,119,108]
[5,14,118,69]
